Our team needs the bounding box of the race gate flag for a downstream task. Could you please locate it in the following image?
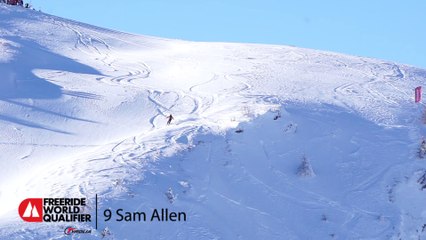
[18,198,43,222]
[415,86,422,103]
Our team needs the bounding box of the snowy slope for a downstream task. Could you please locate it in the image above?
[0,3,426,239]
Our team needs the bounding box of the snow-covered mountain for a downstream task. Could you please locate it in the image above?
[1,4,426,239]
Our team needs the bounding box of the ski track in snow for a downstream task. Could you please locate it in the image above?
[61,21,151,87]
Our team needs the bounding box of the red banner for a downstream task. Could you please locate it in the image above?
[415,86,422,103]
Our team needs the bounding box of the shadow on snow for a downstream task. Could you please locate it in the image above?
[0,36,104,133]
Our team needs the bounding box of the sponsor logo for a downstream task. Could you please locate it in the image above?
[64,226,76,235]
[18,198,91,223]
[64,226,91,235]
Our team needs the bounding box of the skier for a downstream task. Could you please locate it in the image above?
[166,114,174,125]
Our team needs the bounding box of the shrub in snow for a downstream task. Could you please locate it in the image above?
[386,182,398,203]
[297,155,315,177]
[418,140,426,158]
[112,179,128,193]
[284,123,297,133]
[165,187,176,203]
[101,227,112,238]
[273,111,281,120]
[242,106,254,118]
[417,171,426,190]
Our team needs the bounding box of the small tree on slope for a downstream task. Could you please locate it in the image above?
[419,140,426,158]
[297,155,315,177]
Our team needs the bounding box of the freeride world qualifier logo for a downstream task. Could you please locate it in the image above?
[18,198,43,222]
[18,198,91,223]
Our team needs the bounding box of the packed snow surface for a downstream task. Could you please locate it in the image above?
[0,4,426,239]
